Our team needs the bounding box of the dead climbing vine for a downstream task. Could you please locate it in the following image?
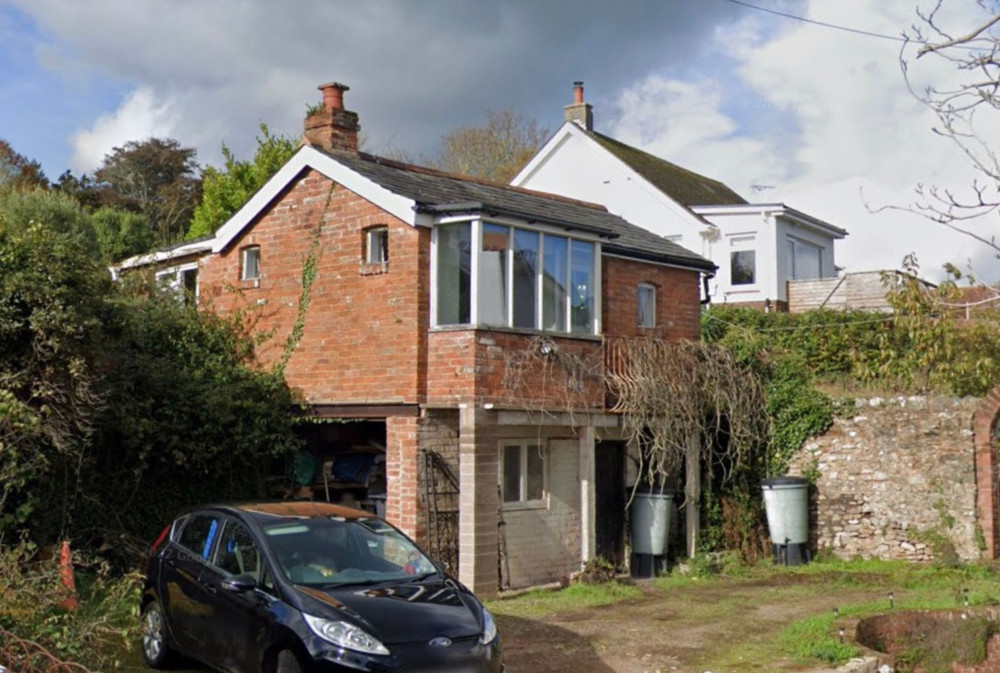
[502,336,772,489]
[604,337,771,489]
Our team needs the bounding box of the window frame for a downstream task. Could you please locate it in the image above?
[241,245,261,283]
[786,236,823,281]
[500,441,549,510]
[364,226,390,266]
[155,263,199,305]
[637,282,657,328]
[728,234,757,287]
[431,218,602,336]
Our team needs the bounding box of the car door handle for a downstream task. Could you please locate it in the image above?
[204,582,218,595]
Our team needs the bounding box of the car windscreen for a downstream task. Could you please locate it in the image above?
[261,517,437,587]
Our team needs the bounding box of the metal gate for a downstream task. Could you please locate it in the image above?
[423,450,459,576]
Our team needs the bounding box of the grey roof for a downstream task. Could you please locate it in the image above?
[589,131,747,207]
[323,149,715,272]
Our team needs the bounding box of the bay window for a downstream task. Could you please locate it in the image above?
[434,220,598,335]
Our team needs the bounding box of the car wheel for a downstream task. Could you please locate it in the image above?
[141,600,175,669]
[276,649,304,673]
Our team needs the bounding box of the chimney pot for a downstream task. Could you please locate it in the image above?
[318,81,349,112]
[304,80,360,153]
[564,80,593,131]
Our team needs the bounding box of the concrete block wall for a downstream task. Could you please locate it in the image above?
[502,438,582,589]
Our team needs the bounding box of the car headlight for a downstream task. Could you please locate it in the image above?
[302,613,390,656]
[479,607,498,644]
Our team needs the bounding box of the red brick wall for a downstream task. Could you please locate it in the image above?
[198,169,431,404]
[602,257,702,340]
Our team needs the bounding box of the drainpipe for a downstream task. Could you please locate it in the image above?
[700,272,714,306]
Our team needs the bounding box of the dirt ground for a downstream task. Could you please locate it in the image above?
[120,573,882,673]
[494,575,877,673]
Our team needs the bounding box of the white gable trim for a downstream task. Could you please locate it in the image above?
[211,146,419,254]
[512,122,709,235]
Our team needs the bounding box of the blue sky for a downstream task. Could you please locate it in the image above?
[1,0,999,281]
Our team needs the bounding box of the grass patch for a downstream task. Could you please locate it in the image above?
[779,613,858,662]
[487,581,642,618]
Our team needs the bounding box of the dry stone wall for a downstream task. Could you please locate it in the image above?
[787,395,983,563]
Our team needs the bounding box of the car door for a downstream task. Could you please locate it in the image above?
[160,512,223,659]
[202,519,274,673]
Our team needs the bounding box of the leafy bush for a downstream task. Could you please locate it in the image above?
[0,538,142,671]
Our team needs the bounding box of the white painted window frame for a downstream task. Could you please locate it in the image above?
[728,233,758,288]
[430,217,602,335]
[499,440,549,510]
[637,282,657,328]
[365,226,390,265]
[155,262,199,305]
[240,245,261,283]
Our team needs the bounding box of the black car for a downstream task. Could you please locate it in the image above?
[140,502,503,673]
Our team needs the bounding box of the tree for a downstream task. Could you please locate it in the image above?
[0,140,48,192]
[0,188,300,553]
[91,206,155,263]
[93,138,201,245]
[901,4,1000,262]
[434,109,548,183]
[187,124,296,239]
[54,169,100,210]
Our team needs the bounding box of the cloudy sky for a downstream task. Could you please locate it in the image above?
[2,0,1000,282]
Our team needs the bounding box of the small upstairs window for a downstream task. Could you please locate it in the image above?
[365,226,389,265]
[637,283,656,328]
[241,246,261,282]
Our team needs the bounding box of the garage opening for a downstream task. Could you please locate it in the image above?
[274,419,387,516]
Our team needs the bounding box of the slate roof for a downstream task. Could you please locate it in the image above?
[588,131,747,207]
[323,149,715,271]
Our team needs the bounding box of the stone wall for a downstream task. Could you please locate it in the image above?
[787,395,983,562]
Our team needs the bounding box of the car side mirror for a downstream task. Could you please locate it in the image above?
[221,573,258,593]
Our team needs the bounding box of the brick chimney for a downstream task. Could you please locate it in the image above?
[304,82,360,152]
[564,81,593,131]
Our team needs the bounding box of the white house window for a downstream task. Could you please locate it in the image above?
[155,265,198,305]
[434,221,598,335]
[729,234,757,286]
[241,246,261,282]
[787,237,822,280]
[436,223,471,325]
[365,226,389,265]
[638,283,656,328]
[501,442,546,505]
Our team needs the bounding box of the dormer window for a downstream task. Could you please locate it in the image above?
[241,246,261,282]
[365,226,389,265]
[433,221,599,335]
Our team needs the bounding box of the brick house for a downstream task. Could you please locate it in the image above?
[512,82,848,311]
[118,82,714,596]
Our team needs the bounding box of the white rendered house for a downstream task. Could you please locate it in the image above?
[512,83,848,308]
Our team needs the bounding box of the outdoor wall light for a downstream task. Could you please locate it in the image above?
[538,339,557,356]
[888,591,894,609]
[833,606,839,617]
[838,627,845,644]
[964,587,970,607]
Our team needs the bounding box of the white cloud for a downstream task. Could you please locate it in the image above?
[70,87,179,172]
[607,1,1000,283]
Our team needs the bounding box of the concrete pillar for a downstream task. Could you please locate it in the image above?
[458,406,500,597]
[579,425,596,564]
[385,416,420,539]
